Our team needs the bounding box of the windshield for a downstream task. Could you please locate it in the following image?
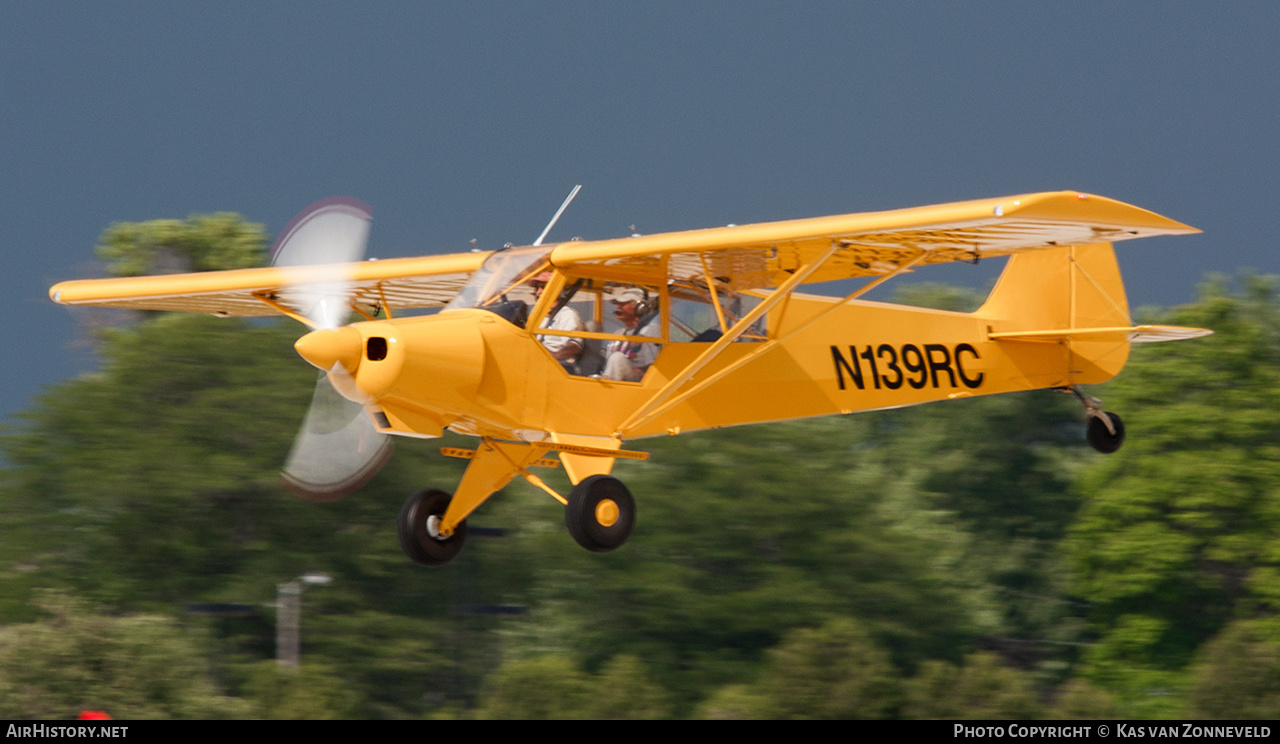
[444,246,552,321]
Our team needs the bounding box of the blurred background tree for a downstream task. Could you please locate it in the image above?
[0,592,249,719]
[1186,618,1280,719]
[1068,275,1280,715]
[96,213,268,277]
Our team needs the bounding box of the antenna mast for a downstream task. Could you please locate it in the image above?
[533,184,583,246]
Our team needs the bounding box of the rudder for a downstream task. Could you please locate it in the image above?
[977,243,1133,384]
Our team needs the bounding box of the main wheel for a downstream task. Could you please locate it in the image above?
[1087,412,1126,454]
[398,489,467,566]
[565,475,636,553]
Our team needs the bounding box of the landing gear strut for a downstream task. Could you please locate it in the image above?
[398,488,468,566]
[1065,386,1125,454]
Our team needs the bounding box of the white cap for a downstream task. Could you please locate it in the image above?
[612,287,647,304]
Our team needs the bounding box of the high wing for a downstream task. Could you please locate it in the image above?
[546,190,1199,290]
[50,252,487,317]
[49,191,1196,317]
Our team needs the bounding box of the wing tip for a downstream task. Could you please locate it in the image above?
[1010,191,1200,234]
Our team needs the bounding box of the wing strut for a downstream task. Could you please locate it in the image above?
[698,254,731,332]
[617,248,928,437]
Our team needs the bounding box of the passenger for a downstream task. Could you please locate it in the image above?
[600,287,661,381]
[530,272,584,367]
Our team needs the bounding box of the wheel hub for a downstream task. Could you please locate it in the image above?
[595,498,620,527]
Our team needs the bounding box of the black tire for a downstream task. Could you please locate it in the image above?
[565,475,636,553]
[1087,412,1126,454]
[398,489,467,566]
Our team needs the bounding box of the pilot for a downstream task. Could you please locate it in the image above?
[600,287,661,381]
[530,272,584,368]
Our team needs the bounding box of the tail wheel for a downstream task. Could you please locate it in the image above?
[398,489,467,566]
[565,475,636,553]
[1087,411,1126,454]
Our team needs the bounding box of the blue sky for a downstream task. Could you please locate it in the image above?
[4,2,1277,421]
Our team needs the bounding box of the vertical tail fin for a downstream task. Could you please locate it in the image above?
[977,243,1133,384]
[978,242,1131,332]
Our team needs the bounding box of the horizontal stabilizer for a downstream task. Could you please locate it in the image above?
[989,325,1213,344]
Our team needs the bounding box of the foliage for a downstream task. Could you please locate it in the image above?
[1,315,319,607]
[1047,678,1123,720]
[901,652,1042,719]
[96,214,268,277]
[241,661,354,719]
[0,592,248,719]
[694,621,1044,721]
[474,655,590,719]
[584,655,670,719]
[299,609,458,718]
[475,653,668,720]
[1188,619,1280,719]
[856,391,1089,656]
[1069,274,1280,679]
[891,282,986,313]
[751,618,901,719]
[694,683,774,720]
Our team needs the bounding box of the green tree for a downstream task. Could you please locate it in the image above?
[860,391,1088,650]
[0,592,247,719]
[902,651,1042,719]
[694,683,773,720]
[96,213,268,277]
[301,610,460,718]
[473,653,668,719]
[582,655,669,719]
[892,282,986,313]
[241,661,354,719]
[1069,275,1280,677]
[474,655,591,719]
[694,618,901,719]
[1,315,318,607]
[1047,678,1123,719]
[756,618,901,719]
[1188,619,1280,719]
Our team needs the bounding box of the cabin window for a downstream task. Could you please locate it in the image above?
[667,279,766,342]
[443,245,551,327]
[527,277,666,380]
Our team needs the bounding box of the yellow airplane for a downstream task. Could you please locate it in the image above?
[50,191,1211,566]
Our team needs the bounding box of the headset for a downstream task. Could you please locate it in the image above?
[632,287,656,319]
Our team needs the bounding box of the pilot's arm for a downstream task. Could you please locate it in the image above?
[539,305,585,362]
